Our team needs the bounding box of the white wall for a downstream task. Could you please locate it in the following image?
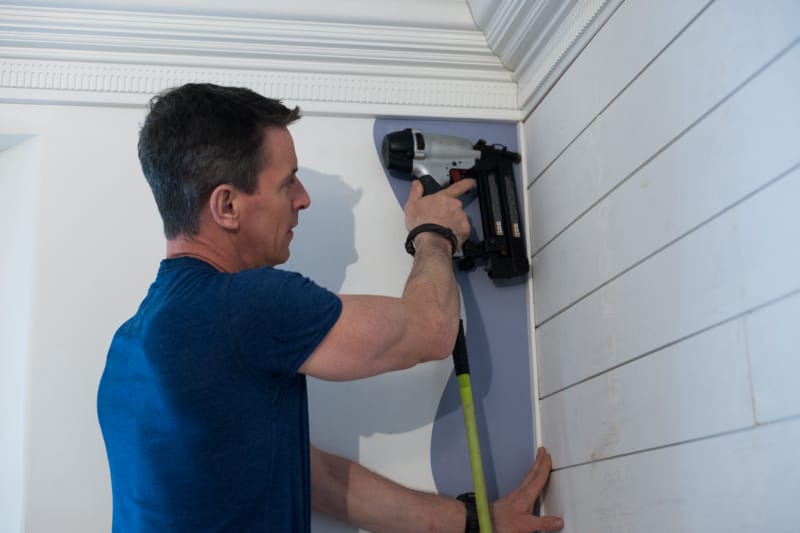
[0,103,163,532]
[523,0,800,530]
[0,105,506,532]
[0,136,40,533]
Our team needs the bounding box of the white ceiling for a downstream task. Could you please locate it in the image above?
[11,0,484,29]
[0,0,619,118]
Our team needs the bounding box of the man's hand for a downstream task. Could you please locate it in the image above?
[311,445,563,533]
[404,178,475,247]
[491,447,564,532]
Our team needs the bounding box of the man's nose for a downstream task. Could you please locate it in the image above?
[294,178,311,210]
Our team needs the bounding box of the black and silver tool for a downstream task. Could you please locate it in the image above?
[381,128,529,279]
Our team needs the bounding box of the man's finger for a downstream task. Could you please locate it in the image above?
[528,515,564,531]
[529,450,552,496]
[521,450,552,502]
[521,447,549,488]
[438,178,476,197]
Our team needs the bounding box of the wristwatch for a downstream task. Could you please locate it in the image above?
[405,223,458,257]
[456,492,479,533]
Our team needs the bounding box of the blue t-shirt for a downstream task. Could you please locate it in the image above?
[97,257,342,532]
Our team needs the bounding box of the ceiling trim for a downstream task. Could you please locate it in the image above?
[0,5,520,119]
[470,0,623,117]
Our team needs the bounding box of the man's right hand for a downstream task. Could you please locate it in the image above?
[403,178,476,248]
[300,178,473,382]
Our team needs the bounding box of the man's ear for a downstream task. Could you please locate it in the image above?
[208,184,240,230]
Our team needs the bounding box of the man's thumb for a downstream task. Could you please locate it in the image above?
[408,179,424,201]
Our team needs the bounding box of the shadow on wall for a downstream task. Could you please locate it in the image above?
[287,166,464,533]
[372,118,534,502]
[285,167,360,292]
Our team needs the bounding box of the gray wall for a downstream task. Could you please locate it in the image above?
[523,0,800,530]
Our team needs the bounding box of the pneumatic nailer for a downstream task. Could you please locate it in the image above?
[381,128,529,279]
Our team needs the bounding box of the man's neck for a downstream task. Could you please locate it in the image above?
[166,236,241,273]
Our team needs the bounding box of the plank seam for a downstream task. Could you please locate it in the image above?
[741,314,759,426]
[531,33,800,259]
[525,0,714,190]
[535,157,800,328]
[539,285,800,401]
[550,412,800,472]
[520,0,625,121]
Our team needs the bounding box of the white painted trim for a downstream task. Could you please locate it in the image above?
[0,58,520,119]
[471,0,623,116]
[517,120,544,451]
[1,1,625,117]
[1,6,504,75]
[0,5,520,118]
[517,0,621,117]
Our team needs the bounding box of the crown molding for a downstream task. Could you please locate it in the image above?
[468,0,623,117]
[0,4,520,119]
[0,58,520,119]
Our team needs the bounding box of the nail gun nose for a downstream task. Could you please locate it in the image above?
[381,129,416,173]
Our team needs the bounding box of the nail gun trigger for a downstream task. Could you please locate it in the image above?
[449,168,469,184]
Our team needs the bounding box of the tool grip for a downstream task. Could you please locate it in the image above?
[419,175,443,196]
[452,320,470,375]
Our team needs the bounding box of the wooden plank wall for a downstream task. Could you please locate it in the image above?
[522,0,800,530]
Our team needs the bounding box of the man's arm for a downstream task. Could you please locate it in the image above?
[310,445,564,533]
[299,179,474,381]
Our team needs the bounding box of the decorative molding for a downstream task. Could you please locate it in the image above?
[0,1,624,119]
[0,5,520,119]
[0,58,520,119]
[469,0,624,117]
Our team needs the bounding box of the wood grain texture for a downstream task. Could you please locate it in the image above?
[540,318,754,469]
[745,291,800,424]
[543,417,800,533]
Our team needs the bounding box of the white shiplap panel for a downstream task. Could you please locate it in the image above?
[745,291,800,424]
[540,318,753,469]
[527,0,800,254]
[523,0,709,184]
[532,41,800,324]
[545,417,800,533]
[536,166,800,397]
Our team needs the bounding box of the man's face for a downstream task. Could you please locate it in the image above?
[238,127,310,268]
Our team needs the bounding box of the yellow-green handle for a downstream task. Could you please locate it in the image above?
[457,373,492,533]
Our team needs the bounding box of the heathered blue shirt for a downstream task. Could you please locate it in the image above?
[97,257,342,532]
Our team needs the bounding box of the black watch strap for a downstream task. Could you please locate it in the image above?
[405,223,458,257]
[456,492,479,533]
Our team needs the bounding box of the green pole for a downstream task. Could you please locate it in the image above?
[452,320,492,532]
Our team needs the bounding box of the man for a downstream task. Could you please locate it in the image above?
[97,83,563,532]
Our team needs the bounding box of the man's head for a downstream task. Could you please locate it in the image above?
[138,83,302,240]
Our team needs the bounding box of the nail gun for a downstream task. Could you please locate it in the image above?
[381,128,530,279]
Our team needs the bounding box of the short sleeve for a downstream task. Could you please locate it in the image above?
[227,267,342,376]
